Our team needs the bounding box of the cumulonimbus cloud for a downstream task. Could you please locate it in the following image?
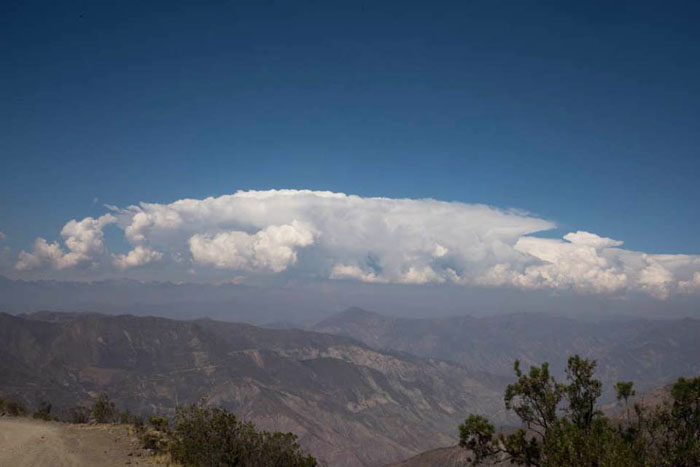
[13,189,700,298]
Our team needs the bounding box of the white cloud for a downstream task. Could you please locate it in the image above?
[113,246,163,270]
[16,238,64,270]
[508,233,630,293]
[637,261,674,299]
[14,190,700,298]
[468,232,698,298]
[16,214,116,270]
[562,231,623,248]
[189,221,315,272]
[330,264,383,283]
[679,272,700,294]
[400,265,446,284]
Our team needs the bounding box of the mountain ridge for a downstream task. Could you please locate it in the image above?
[313,307,700,402]
[0,311,511,467]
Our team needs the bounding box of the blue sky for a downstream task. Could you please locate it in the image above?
[1,0,699,277]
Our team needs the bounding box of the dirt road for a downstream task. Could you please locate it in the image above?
[0,417,158,466]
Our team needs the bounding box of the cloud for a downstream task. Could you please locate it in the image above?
[16,238,64,270]
[16,214,116,270]
[189,221,315,272]
[562,231,623,248]
[13,190,700,298]
[113,246,163,270]
[679,272,700,294]
[509,233,630,293]
[468,232,700,299]
[330,264,383,283]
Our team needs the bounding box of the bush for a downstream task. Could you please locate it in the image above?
[139,430,170,454]
[131,414,145,429]
[0,398,27,417]
[169,404,317,467]
[32,401,55,421]
[135,414,171,454]
[148,415,169,431]
[92,393,118,423]
[66,406,91,423]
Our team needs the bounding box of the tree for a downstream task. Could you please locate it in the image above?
[459,355,700,466]
[92,393,118,423]
[564,356,602,434]
[637,377,700,466]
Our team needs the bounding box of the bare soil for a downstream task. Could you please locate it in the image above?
[0,417,160,467]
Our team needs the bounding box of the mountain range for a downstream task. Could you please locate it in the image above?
[3,306,699,466]
[0,311,510,467]
[313,307,700,402]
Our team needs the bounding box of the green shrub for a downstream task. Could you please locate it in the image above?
[120,410,131,424]
[92,393,118,423]
[148,415,169,431]
[131,414,145,429]
[0,398,27,417]
[32,401,54,421]
[140,430,170,454]
[169,404,317,467]
[66,406,91,423]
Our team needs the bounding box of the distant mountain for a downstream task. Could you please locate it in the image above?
[0,311,511,467]
[4,275,699,328]
[314,308,700,401]
[0,275,327,325]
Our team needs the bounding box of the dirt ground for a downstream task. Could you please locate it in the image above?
[0,417,162,467]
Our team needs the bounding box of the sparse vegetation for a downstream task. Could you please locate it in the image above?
[0,395,320,465]
[459,355,700,466]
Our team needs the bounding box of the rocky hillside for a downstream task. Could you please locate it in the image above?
[0,312,510,467]
[314,308,700,401]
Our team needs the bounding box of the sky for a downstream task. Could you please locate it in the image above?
[2,1,700,303]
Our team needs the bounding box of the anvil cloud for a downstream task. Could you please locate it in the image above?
[14,189,700,298]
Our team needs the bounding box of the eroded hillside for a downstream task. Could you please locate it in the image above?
[0,312,510,467]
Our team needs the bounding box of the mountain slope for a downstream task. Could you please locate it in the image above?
[0,312,509,467]
[314,308,700,401]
